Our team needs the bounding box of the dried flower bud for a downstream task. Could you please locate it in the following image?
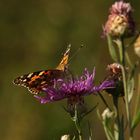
[61,135,70,140]
[102,108,115,120]
[134,35,140,57]
[107,63,122,76]
[103,1,135,38]
[105,63,124,97]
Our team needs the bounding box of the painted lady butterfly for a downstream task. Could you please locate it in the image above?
[13,46,71,94]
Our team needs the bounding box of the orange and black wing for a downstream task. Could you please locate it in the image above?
[13,46,71,94]
[13,69,63,94]
[56,45,71,71]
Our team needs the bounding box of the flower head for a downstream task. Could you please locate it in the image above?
[134,35,140,57]
[103,1,135,38]
[34,68,114,104]
[61,135,70,140]
[102,108,115,121]
[105,63,124,97]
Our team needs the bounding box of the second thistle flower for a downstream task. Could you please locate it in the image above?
[103,1,135,38]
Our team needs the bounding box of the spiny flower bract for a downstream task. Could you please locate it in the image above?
[103,0,135,38]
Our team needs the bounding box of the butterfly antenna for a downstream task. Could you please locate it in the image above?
[56,44,84,70]
[64,44,71,56]
[68,44,84,64]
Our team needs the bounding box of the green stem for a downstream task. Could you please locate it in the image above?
[113,96,124,140]
[73,104,82,140]
[119,37,125,66]
[88,121,93,140]
[98,92,111,111]
[74,120,82,140]
[122,66,133,140]
[119,37,133,140]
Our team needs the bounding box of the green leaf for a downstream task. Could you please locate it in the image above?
[87,121,93,140]
[114,123,119,140]
[127,62,138,102]
[107,34,118,62]
[97,109,115,140]
[125,52,133,68]
[97,109,102,120]
[72,136,76,140]
[103,120,115,140]
[132,109,140,132]
[126,33,140,48]
[127,77,134,102]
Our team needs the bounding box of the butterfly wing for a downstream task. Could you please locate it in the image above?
[13,70,63,94]
[13,46,71,94]
[56,45,71,71]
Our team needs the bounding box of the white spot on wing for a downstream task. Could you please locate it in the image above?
[23,79,27,82]
[27,73,33,78]
[39,71,45,76]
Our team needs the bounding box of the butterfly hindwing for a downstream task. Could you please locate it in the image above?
[13,70,64,94]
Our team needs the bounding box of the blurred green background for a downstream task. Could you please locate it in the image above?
[0,0,140,139]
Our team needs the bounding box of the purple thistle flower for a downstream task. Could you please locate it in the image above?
[34,68,114,104]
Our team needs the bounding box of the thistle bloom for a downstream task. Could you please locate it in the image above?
[34,68,114,104]
[103,0,135,37]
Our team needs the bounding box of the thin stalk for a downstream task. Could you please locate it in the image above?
[113,96,124,140]
[122,66,133,139]
[73,105,82,140]
[115,37,128,125]
[119,37,133,140]
[125,52,133,68]
[88,121,93,140]
[98,92,111,111]
[74,120,82,140]
[120,37,125,66]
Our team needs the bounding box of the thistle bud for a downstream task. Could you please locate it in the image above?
[102,108,115,120]
[61,135,70,140]
[103,1,135,38]
[105,63,124,97]
[134,35,140,57]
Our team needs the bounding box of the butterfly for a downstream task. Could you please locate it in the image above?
[13,46,71,94]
